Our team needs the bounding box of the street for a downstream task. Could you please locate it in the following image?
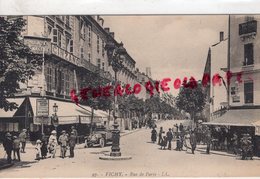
[1,120,260,177]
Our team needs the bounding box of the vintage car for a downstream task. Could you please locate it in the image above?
[84,126,113,148]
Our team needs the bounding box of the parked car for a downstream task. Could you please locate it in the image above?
[84,125,113,148]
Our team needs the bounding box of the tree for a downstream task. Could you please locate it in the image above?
[0,17,41,111]
[175,84,206,123]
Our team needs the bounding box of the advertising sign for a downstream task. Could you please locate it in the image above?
[36,99,49,117]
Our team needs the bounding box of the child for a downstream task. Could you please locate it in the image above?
[160,136,167,150]
[35,139,42,160]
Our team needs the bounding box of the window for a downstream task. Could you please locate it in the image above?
[53,28,58,44]
[80,19,84,39]
[102,62,105,71]
[65,37,70,52]
[46,67,52,91]
[97,59,101,69]
[58,31,62,47]
[65,16,70,26]
[244,81,253,104]
[70,40,73,53]
[88,53,91,62]
[80,47,84,58]
[244,43,254,65]
[88,26,92,46]
[102,40,105,56]
[65,73,70,95]
[47,25,52,37]
[97,35,100,53]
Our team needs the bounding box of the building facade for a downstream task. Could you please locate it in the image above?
[0,15,149,139]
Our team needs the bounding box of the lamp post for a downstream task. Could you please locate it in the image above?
[51,103,59,132]
[105,38,126,157]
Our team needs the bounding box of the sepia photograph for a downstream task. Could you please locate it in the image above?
[0,1,260,177]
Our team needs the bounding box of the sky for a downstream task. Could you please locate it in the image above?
[103,15,228,96]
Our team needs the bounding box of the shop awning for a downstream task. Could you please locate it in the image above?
[204,109,260,127]
[0,98,25,118]
[29,97,93,125]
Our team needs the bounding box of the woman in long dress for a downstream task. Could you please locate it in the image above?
[151,128,157,143]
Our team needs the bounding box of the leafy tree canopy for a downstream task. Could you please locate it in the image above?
[0,17,41,111]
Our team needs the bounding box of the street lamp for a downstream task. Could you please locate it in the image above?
[105,38,126,157]
[51,103,59,131]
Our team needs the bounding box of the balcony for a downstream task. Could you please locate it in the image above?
[239,20,257,36]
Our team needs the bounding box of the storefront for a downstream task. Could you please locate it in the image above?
[0,97,110,142]
[204,108,260,156]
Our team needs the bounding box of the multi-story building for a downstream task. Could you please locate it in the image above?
[206,15,260,155]
[0,15,144,139]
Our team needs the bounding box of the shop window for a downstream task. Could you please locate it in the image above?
[244,81,253,104]
[244,43,254,66]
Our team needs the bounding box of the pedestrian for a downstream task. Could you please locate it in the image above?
[240,133,253,160]
[71,126,78,144]
[158,127,164,145]
[166,128,173,150]
[35,139,42,160]
[59,130,68,158]
[41,134,48,159]
[160,136,167,150]
[69,131,77,158]
[176,133,181,151]
[3,132,13,164]
[179,123,184,132]
[151,127,157,143]
[205,128,212,154]
[48,130,58,158]
[13,136,21,161]
[231,133,239,155]
[190,130,197,154]
[19,129,27,153]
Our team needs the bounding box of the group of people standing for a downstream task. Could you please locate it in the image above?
[35,126,78,160]
[2,129,27,163]
[151,123,211,154]
[2,126,78,163]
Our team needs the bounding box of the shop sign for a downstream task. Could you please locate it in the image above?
[36,99,49,117]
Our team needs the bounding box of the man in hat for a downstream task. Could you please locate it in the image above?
[166,128,173,150]
[13,136,21,161]
[69,131,77,158]
[190,130,197,154]
[19,129,27,153]
[59,130,68,158]
[3,133,13,163]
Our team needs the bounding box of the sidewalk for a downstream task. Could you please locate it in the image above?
[196,144,238,158]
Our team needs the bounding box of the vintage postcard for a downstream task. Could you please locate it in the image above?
[0,0,260,178]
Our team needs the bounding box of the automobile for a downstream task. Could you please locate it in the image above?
[84,125,113,148]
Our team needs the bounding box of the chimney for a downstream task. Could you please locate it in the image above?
[104,28,110,33]
[109,32,114,38]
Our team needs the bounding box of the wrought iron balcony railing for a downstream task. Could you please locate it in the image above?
[239,20,257,36]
